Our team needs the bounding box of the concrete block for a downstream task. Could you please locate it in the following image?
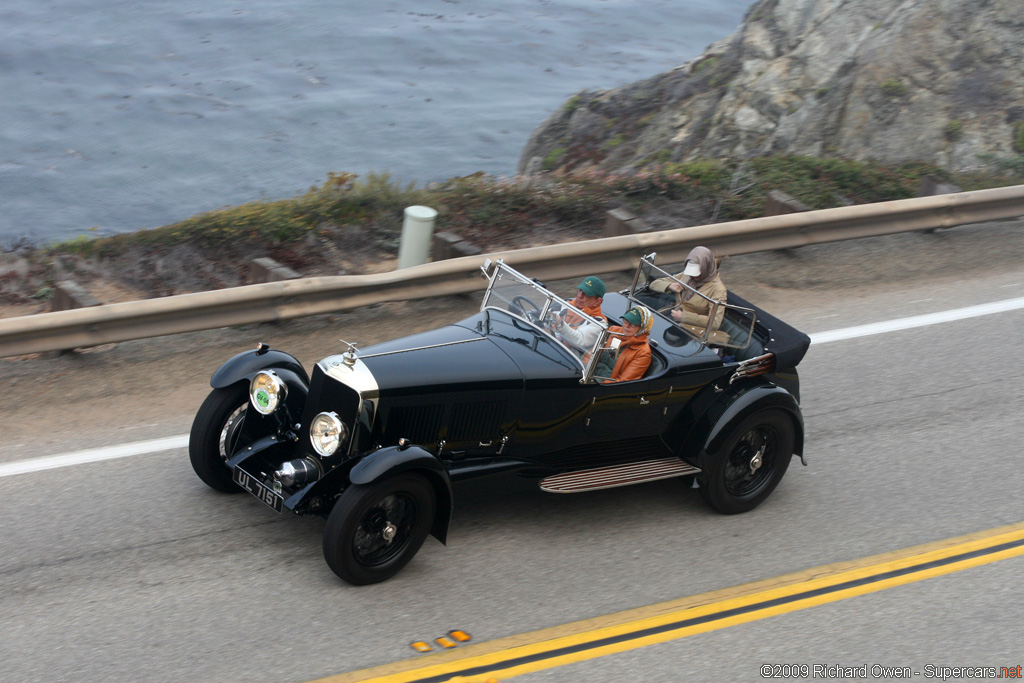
[432,231,482,261]
[51,280,101,312]
[917,175,961,197]
[46,280,101,357]
[250,257,301,283]
[604,208,653,237]
[451,240,482,258]
[764,190,810,216]
[432,232,464,261]
[917,176,962,233]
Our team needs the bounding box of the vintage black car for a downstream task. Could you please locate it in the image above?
[189,256,810,584]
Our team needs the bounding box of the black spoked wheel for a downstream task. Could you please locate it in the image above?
[323,474,435,585]
[189,385,249,493]
[699,409,794,514]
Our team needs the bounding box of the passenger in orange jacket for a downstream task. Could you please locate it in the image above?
[601,306,653,383]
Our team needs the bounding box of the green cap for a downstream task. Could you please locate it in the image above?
[621,306,653,334]
[622,307,643,326]
[576,276,606,298]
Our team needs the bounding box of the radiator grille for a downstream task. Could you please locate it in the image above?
[301,365,361,451]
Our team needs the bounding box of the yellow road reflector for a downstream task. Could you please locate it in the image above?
[435,637,456,649]
[448,630,472,643]
[409,642,432,654]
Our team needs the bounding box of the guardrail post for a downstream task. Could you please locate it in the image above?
[398,205,439,269]
[250,257,301,283]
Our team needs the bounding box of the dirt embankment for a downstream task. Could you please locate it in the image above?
[0,210,611,321]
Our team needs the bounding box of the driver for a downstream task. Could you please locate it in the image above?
[552,276,608,349]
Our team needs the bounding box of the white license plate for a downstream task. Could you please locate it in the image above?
[234,468,283,513]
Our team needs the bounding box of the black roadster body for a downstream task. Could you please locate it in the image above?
[189,256,810,584]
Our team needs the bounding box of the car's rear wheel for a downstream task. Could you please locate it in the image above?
[189,385,248,493]
[323,474,435,585]
[698,409,794,514]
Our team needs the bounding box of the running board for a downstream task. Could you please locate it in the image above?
[539,458,701,493]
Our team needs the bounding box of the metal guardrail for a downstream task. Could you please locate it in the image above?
[2,184,1023,358]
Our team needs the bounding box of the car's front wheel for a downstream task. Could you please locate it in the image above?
[323,474,436,585]
[189,385,248,493]
[698,409,794,514]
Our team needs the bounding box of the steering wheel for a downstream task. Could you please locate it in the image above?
[511,295,542,323]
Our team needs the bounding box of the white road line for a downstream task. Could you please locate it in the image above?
[809,296,1024,345]
[0,435,189,478]
[3,296,1024,479]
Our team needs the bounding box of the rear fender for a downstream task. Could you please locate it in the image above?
[349,445,454,545]
[672,382,804,467]
[702,384,803,458]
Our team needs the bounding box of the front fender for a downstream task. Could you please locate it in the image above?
[211,347,309,389]
[211,348,309,436]
[350,445,454,545]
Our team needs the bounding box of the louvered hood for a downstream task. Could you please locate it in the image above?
[356,324,524,397]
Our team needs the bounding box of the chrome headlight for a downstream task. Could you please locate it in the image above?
[310,412,348,457]
[250,370,287,415]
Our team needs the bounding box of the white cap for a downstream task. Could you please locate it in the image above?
[683,260,701,277]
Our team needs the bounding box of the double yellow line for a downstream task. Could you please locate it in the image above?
[316,521,1024,683]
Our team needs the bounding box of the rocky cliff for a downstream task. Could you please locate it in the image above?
[518,0,1024,175]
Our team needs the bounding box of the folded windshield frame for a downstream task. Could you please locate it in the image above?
[626,253,757,350]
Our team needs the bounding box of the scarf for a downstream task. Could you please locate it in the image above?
[676,246,719,304]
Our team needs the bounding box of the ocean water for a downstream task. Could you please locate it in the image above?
[1,0,751,244]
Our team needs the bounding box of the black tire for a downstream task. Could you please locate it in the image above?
[189,385,249,493]
[698,409,794,514]
[323,474,436,585]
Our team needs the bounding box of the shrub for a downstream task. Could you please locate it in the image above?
[1013,122,1024,153]
[944,120,963,142]
[879,79,908,98]
[542,147,568,170]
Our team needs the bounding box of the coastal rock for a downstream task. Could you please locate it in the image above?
[518,0,1024,174]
